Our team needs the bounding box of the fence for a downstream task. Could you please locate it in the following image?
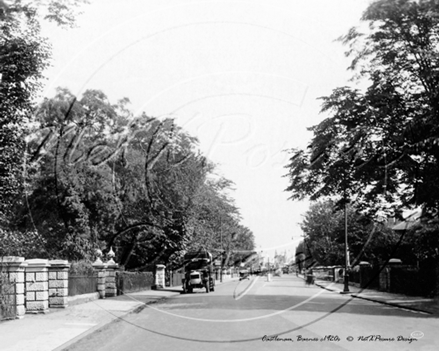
[116,272,155,294]
[358,265,380,289]
[68,274,98,296]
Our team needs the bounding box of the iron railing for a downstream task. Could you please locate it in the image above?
[68,274,98,296]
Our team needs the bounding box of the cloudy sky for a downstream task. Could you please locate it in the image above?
[40,0,371,259]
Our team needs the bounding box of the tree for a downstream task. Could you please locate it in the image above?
[0,0,87,231]
[300,200,400,267]
[285,0,438,219]
[15,88,255,266]
[20,89,196,262]
[0,2,49,226]
[0,228,47,258]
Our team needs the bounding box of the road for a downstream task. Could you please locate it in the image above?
[64,275,438,351]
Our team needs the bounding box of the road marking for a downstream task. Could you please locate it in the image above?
[233,276,260,300]
[64,322,97,326]
[142,280,330,323]
[387,299,432,303]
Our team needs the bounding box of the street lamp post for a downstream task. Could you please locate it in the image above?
[220,226,223,283]
[221,231,237,282]
[343,198,350,293]
[341,150,351,294]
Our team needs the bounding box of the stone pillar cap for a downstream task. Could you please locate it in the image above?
[388,258,402,264]
[26,258,50,267]
[1,256,25,262]
[156,264,166,268]
[92,262,108,269]
[49,259,70,266]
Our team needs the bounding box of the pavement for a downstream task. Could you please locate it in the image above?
[0,275,437,351]
[312,277,439,317]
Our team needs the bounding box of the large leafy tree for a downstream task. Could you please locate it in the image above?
[226,226,255,268]
[14,88,255,266]
[299,200,400,267]
[170,172,256,268]
[0,2,49,226]
[19,89,195,261]
[285,0,438,219]
[16,88,131,259]
[0,0,87,254]
[115,121,213,269]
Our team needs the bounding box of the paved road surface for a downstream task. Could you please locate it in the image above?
[64,275,439,351]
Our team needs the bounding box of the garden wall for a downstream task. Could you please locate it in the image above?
[0,257,120,319]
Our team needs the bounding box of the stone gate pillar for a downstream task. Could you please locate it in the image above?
[379,267,390,292]
[48,260,70,308]
[25,259,49,314]
[93,263,107,299]
[105,263,119,297]
[0,257,27,318]
[155,264,165,289]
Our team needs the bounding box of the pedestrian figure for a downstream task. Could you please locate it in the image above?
[305,268,314,286]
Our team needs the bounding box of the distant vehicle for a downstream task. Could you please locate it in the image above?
[239,269,250,280]
[181,250,215,293]
[282,267,289,274]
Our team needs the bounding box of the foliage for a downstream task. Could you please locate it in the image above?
[0,1,50,226]
[0,228,47,258]
[0,0,253,266]
[299,200,401,266]
[285,0,438,220]
[402,215,439,262]
[12,88,254,267]
[0,0,88,258]
[68,260,95,275]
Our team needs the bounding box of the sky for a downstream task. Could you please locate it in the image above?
[40,0,371,260]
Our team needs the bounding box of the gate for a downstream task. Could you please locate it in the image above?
[170,272,184,287]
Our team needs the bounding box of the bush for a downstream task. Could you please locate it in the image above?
[0,229,47,258]
[69,260,95,276]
